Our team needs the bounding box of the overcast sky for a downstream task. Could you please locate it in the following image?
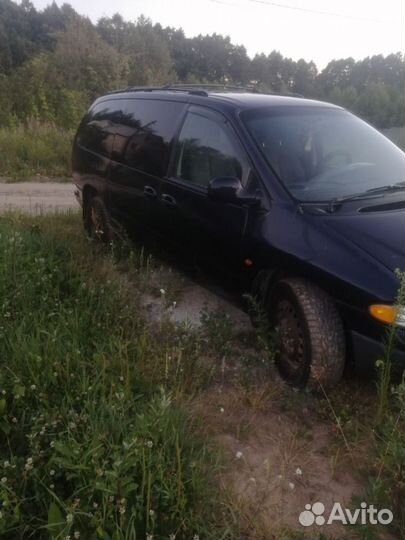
[30,0,405,69]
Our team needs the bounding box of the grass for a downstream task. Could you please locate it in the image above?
[0,122,73,180]
[1,210,405,540]
[0,212,232,540]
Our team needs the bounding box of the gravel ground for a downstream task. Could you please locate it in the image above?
[0,181,77,214]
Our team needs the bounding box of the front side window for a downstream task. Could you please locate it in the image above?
[175,112,243,188]
[242,107,405,202]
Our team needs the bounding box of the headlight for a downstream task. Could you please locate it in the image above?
[369,305,405,327]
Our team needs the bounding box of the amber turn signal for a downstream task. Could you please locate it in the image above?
[369,304,399,325]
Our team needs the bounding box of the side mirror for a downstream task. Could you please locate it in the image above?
[208,176,260,206]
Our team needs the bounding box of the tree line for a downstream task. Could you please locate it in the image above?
[0,0,404,129]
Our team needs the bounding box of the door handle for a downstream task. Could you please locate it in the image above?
[144,185,157,199]
[161,193,177,208]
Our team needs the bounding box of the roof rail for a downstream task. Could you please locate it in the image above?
[105,84,304,99]
[164,83,247,92]
[106,85,210,97]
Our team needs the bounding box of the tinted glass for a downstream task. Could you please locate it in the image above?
[175,112,243,188]
[77,100,118,157]
[113,99,185,176]
[242,107,405,202]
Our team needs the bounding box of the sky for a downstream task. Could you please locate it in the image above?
[30,0,405,69]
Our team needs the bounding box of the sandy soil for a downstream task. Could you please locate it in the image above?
[142,265,367,539]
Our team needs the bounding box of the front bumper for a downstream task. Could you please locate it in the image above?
[351,329,405,376]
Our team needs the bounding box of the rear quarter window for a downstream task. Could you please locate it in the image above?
[112,99,185,177]
[77,100,121,158]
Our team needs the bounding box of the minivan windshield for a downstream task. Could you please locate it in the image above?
[242,106,405,203]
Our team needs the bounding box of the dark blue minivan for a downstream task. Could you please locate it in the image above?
[72,86,405,389]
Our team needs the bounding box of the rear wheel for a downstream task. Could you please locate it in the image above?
[84,196,114,244]
[270,278,346,390]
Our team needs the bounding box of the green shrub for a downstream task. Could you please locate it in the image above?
[365,271,405,538]
[0,122,73,179]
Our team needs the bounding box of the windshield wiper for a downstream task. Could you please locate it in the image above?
[327,181,405,213]
[363,181,405,195]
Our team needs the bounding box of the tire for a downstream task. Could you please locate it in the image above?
[84,196,114,244]
[270,278,346,390]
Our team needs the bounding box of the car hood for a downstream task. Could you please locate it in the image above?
[323,208,405,273]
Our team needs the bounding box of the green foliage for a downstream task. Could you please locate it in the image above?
[0,122,73,178]
[0,215,229,539]
[364,271,405,538]
[0,1,404,129]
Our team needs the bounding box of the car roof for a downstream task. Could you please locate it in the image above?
[97,88,341,114]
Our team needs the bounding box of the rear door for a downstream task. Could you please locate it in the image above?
[107,98,186,230]
[158,105,252,272]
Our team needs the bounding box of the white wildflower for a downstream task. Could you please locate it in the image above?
[295,467,303,476]
[288,482,295,490]
[235,451,243,459]
[66,513,74,524]
[1,477,7,484]
[3,460,10,468]
[220,407,224,413]
[159,288,165,295]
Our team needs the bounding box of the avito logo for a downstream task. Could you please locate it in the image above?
[299,501,393,527]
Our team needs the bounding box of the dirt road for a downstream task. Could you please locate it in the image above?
[0,181,77,213]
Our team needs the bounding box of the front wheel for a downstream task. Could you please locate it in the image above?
[271,278,346,390]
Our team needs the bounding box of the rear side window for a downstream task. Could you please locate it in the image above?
[175,112,244,188]
[77,100,119,157]
[113,99,185,177]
